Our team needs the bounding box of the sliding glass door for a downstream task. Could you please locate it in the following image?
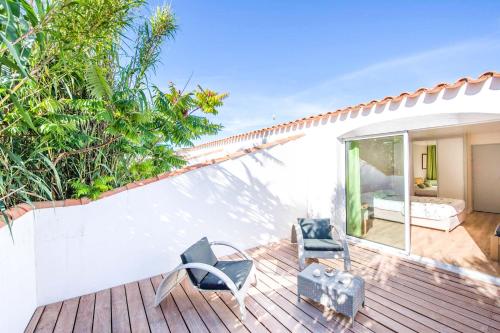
[346,134,408,250]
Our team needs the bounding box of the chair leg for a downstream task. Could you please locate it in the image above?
[344,257,351,271]
[236,295,246,320]
[239,304,247,320]
[299,255,306,270]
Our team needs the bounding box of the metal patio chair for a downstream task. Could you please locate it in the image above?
[154,237,257,320]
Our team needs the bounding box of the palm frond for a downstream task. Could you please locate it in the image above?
[85,63,113,100]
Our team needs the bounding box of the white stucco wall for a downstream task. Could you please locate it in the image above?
[32,139,310,305]
[1,76,500,332]
[0,213,37,333]
[0,138,312,332]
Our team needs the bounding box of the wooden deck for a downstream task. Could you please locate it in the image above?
[25,240,500,333]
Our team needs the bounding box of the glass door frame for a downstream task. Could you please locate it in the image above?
[343,131,411,254]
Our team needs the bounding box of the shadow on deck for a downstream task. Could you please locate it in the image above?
[25,241,500,333]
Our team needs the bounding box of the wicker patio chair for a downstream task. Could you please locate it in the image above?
[293,218,351,271]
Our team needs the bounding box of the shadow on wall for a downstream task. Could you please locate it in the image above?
[329,184,346,233]
[23,140,309,308]
[149,150,305,258]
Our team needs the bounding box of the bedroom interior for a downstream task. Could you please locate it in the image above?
[410,122,500,276]
[346,122,499,276]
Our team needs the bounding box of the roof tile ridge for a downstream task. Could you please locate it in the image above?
[186,70,498,151]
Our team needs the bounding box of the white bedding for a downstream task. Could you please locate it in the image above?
[413,185,438,197]
[373,193,465,220]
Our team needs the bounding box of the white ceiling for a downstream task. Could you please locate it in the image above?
[410,121,500,141]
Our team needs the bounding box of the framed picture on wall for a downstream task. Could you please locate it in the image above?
[422,153,427,169]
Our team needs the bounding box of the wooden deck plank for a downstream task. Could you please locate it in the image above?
[350,241,499,294]
[344,245,500,317]
[180,279,230,332]
[73,294,95,333]
[25,306,44,333]
[93,289,111,333]
[245,251,360,332]
[24,240,500,333]
[53,297,79,333]
[247,284,310,333]
[199,292,255,333]
[343,248,500,326]
[252,247,397,333]
[138,278,170,333]
[278,241,500,319]
[226,254,337,333]
[271,242,487,333]
[151,275,189,333]
[352,312,394,333]
[124,282,149,333]
[265,244,474,333]
[251,261,363,333]
[352,245,499,303]
[34,302,62,333]
[111,285,131,333]
[288,243,497,333]
[229,292,290,333]
[253,271,339,333]
[170,282,210,333]
[249,248,394,333]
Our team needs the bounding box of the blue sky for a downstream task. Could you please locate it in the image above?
[147,1,500,143]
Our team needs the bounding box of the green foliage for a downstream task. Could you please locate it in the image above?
[71,176,114,200]
[0,0,226,210]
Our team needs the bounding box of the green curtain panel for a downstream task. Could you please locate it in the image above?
[346,141,362,237]
[426,145,437,180]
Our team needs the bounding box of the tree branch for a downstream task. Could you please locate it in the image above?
[53,136,120,166]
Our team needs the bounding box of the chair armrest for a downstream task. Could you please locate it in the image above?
[210,241,252,260]
[293,223,306,266]
[294,223,305,246]
[329,223,346,241]
[154,262,238,306]
[330,223,351,267]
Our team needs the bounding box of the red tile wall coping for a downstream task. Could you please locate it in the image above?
[0,133,305,228]
[181,71,500,153]
[180,148,224,161]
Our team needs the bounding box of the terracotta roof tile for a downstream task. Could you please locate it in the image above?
[64,199,82,207]
[33,201,65,209]
[184,71,498,151]
[99,186,127,198]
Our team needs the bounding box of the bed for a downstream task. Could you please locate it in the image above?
[372,192,466,232]
[413,184,438,197]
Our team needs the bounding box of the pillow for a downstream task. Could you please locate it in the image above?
[180,237,218,286]
[414,177,424,185]
[423,181,431,188]
[298,218,332,239]
[417,183,425,189]
[426,179,438,186]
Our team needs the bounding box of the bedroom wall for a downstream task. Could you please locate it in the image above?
[466,131,500,211]
[412,144,427,179]
[437,137,465,200]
